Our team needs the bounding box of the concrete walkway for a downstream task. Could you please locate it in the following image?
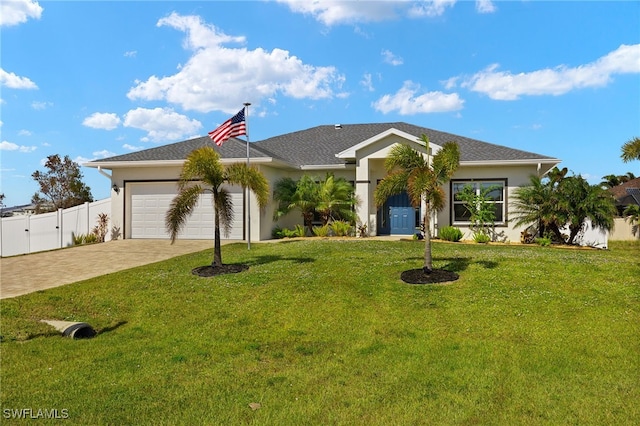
[0,239,218,299]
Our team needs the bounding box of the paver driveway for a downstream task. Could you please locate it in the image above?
[0,239,219,299]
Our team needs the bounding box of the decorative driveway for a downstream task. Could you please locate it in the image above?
[0,239,218,299]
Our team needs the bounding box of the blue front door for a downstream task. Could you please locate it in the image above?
[390,206,415,235]
[377,191,417,235]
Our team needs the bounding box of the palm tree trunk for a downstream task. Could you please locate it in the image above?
[212,207,223,267]
[423,208,433,274]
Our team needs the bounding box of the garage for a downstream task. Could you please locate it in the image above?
[127,182,244,240]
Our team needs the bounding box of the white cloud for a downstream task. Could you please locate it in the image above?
[373,80,464,114]
[276,0,402,26]
[123,144,143,151]
[92,150,116,158]
[0,141,37,153]
[18,129,32,136]
[82,112,121,130]
[382,49,403,66]
[408,0,457,18]
[123,107,202,142]
[31,101,52,110]
[277,0,493,25]
[475,0,496,14]
[463,44,640,100]
[127,12,344,113]
[441,76,459,90]
[0,0,43,27]
[124,50,137,58]
[0,68,38,89]
[361,73,374,92]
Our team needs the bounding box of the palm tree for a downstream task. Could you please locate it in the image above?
[600,172,637,188]
[273,175,319,234]
[511,174,566,242]
[623,204,640,237]
[273,173,358,233]
[512,169,617,245]
[316,174,357,225]
[621,136,640,163]
[165,146,269,267]
[560,175,617,244]
[600,174,622,189]
[374,135,460,273]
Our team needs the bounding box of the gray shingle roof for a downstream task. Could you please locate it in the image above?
[92,136,275,163]
[92,122,557,166]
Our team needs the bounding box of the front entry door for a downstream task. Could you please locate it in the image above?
[390,207,415,235]
[377,191,416,235]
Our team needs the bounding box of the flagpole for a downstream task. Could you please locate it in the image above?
[244,102,251,250]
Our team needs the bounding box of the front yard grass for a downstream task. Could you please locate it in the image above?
[1,240,638,424]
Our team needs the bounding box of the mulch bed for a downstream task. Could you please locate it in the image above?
[400,268,459,284]
[192,264,249,277]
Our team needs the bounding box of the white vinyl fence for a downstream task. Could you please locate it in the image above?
[0,199,111,257]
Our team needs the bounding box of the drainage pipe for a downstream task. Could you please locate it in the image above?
[41,320,96,339]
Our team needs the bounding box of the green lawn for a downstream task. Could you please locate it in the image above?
[1,239,639,425]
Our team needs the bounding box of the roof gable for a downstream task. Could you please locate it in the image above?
[336,127,434,159]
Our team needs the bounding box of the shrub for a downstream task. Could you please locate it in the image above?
[330,220,352,237]
[535,237,552,247]
[356,222,368,238]
[92,213,109,242]
[293,224,306,237]
[272,226,285,239]
[473,232,491,244]
[439,226,463,242]
[72,232,99,246]
[313,224,330,237]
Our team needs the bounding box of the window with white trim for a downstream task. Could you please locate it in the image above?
[451,180,506,225]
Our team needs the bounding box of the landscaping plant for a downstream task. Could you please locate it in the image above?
[439,226,463,242]
[165,146,269,270]
[374,134,460,276]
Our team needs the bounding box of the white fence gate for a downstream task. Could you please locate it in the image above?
[0,199,111,257]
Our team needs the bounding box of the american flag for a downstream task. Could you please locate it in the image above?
[208,108,246,146]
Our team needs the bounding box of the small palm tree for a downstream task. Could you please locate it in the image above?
[316,174,357,225]
[165,146,269,267]
[560,176,617,244]
[374,135,460,273]
[273,175,319,235]
[621,136,640,163]
[512,173,568,242]
[623,204,640,237]
[512,169,617,245]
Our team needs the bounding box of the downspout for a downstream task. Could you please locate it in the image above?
[97,166,112,180]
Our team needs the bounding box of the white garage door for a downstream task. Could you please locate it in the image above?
[129,182,244,240]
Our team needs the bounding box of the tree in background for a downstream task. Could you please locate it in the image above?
[165,146,269,268]
[600,172,637,188]
[621,136,640,163]
[31,154,93,213]
[375,135,460,274]
[623,204,640,237]
[512,167,617,245]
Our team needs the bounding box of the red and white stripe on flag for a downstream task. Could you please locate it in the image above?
[208,108,246,146]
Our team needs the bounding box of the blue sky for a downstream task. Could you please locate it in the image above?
[1,0,639,207]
